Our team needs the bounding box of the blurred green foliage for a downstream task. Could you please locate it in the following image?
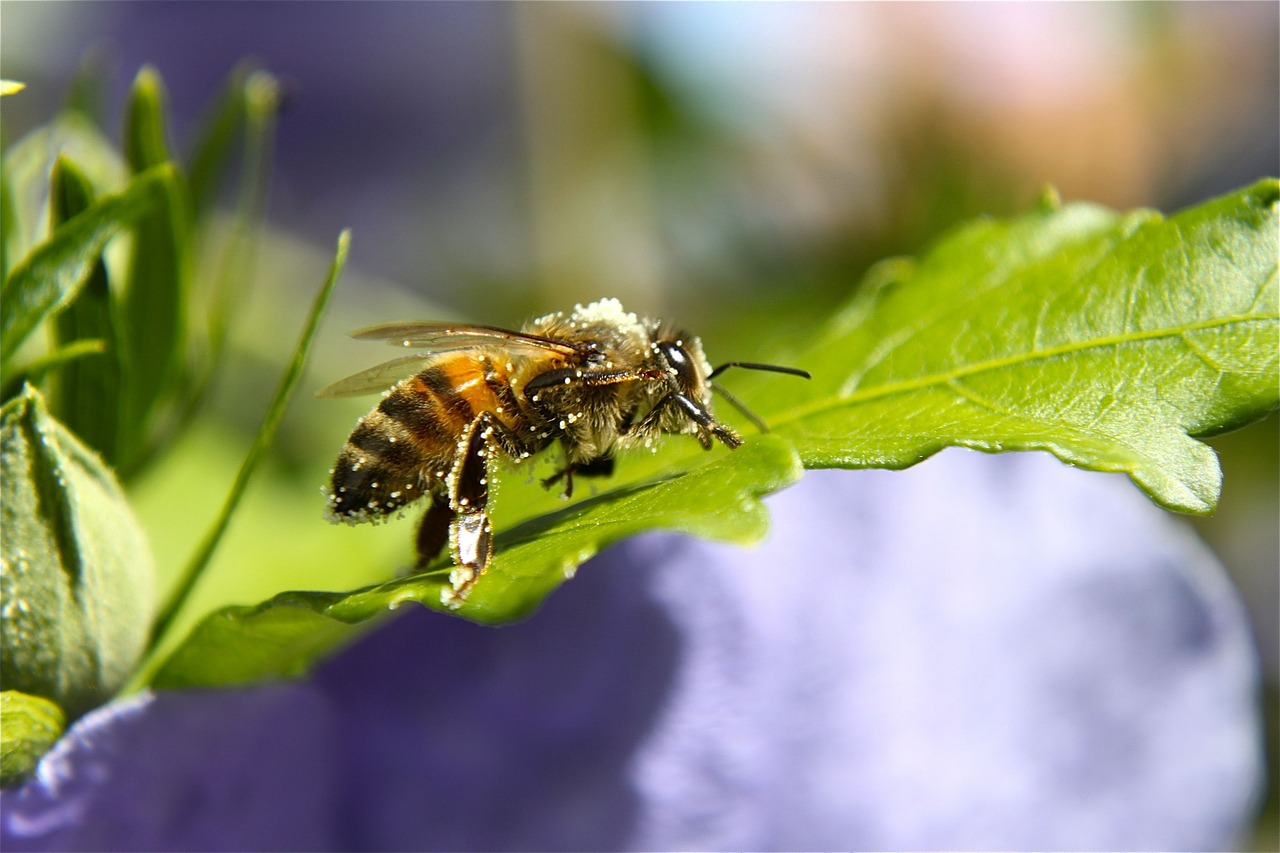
[0,64,284,781]
[0,53,1275,814]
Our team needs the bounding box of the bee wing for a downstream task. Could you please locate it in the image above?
[314,353,438,398]
[351,322,580,356]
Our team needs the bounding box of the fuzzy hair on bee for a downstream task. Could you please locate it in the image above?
[317,298,809,606]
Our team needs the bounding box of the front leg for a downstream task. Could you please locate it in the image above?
[524,366,668,397]
[633,391,743,450]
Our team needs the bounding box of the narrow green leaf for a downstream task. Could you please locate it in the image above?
[1,690,65,786]
[187,63,253,218]
[63,50,111,126]
[49,157,122,461]
[117,69,193,475]
[1,158,14,284]
[49,156,96,226]
[147,230,350,655]
[187,69,280,408]
[149,435,801,689]
[2,112,129,270]
[0,339,106,404]
[0,387,156,718]
[0,164,173,364]
[124,67,172,174]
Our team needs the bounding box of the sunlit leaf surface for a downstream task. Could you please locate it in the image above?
[767,178,1278,514]
[150,179,1278,690]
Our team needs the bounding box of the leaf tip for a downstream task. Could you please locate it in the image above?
[0,79,26,96]
[244,70,283,113]
[1034,184,1062,212]
[1248,177,1279,210]
[131,64,164,93]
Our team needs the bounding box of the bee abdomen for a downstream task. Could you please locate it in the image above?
[327,410,444,524]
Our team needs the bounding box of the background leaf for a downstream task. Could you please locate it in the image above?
[49,156,122,461]
[0,387,157,718]
[185,68,280,405]
[0,164,172,366]
[117,67,193,476]
[0,690,65,786]
[1,112,129,276]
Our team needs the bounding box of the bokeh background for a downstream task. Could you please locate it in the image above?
[3,2,1277,847]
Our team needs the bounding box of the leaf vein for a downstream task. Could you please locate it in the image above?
[1177,330,1226,374]
[783,312,1277,426]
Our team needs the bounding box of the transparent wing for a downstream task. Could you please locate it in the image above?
[350,322,580,356]
[314,353,435,398]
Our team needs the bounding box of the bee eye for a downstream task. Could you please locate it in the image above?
[656,340,698,389]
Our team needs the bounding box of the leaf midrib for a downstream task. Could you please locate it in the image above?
[776,310,1278,428]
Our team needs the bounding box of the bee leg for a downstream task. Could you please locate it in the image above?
[524,366,667,397]
[447,511,493,601]
[540,455,615,498]
[444,412,525,602]
[414,493,454,569]
[540,466,574,498]
[635,392,743,449]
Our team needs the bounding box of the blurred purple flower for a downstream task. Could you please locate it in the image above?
[1,451,1262,851]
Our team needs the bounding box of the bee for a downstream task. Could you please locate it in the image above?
[318,298,809,604]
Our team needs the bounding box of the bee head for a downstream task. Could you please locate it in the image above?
[653,335,712,404]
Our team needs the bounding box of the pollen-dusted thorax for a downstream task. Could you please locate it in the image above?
[518,298,658,462]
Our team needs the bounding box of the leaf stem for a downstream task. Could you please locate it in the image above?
[146,230,350,651]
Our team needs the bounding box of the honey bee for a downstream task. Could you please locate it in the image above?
[319,298,808,604]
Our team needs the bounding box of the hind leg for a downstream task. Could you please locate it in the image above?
[414,492,454,569]
[441,412,529,604]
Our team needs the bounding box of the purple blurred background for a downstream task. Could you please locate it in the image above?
[3,3,1277,848]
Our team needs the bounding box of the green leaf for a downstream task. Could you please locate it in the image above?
[118,68,193,475]
[0,387,157,718]
[124,67,173,175]
[3,112,130,268]
[149,436,801,689]
[0,339,107,403]
[147,230,350,655]
[0,164,173,365]
[1,690,65,786]
[187,63,259,219]
[49,157,122,460]
[0,159,14,285]
[763,178,1279,514]
[146,179,1276,691]
[186,68,280,405]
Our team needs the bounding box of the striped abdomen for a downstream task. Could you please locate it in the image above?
[326,353,527,523]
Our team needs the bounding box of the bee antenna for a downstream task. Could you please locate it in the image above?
[707,361,811,381]
[710,381,771,434]
[707,361,808,433]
